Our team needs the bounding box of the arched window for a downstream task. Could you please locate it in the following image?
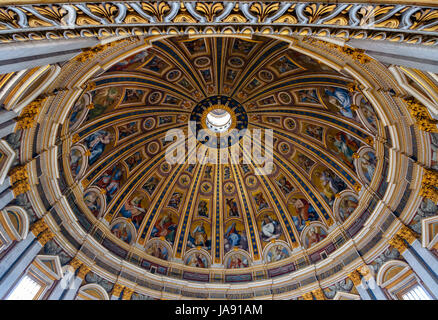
[377,260,433,300]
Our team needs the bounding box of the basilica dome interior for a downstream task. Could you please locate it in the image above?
[0,0,437,301]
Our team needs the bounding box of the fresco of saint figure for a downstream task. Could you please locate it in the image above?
[145,241,169,260]
[266,244,290,263]
[226,253,250,269]
[259,214,282,242]
[254,192,269,211]
[304,226,327,248]
[359,97,378,131]
[275,175,294,196]
[327,131,360,167]
[142,176,159,195]
[289,197,319,232]
[168,192,183,210]
[187,221,211,250]
[83,190,102,218]
[360,151,377,183]
[339,195,359,221]
[226,198,239,217]
[185,252,209,268]
[224,221,248,253]
[84,130,112,165]
[119,195,147,230]
[324,87,356,119]
[95,164,124,202]
[313,168,347,206]
[69,96,87,129]
[111,221,133,244]
[87,87,121,121]
[69,148,83,178]
[197,200,209,218]
[304,124,323,141]
[150,212,178,244]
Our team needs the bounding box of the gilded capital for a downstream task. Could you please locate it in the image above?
[16,97,46,130]
[77,264,91,279]
[357,264,373,281]
[423,168,438,184]
[30,219,48,236]
[122,287,135,300]
[302,292,314,300]
[419,184,438,203]
[37,229,55,245]
[9,165,28,184]
[405,98,438,133]
[348,270,362,286]
[397,225,417,244]
[389,235,408,254]
[12,180,30,196]
[312,288,326,300]
[69,257,83,271]
[112,283,124,297]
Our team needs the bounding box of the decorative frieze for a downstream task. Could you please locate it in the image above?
[0,2,437,46]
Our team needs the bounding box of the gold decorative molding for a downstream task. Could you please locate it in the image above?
[389,235,408,254]
[111,283,124,297]
[81,81,96,92]
[348,270,362,286]
[11,180,30,197]
[75,40,124,63]
[422,168,438,186]
[0,2,437,46]
[16,97,47,130]
[71,133,81,144]
[69,257,83,271]
[77,264,91,279]
[30,218,48,236]
[312,288,326,300]
[122,287,135,300]
[404,98,438,133]
[8,165,28,184]
[37,228,55,246]
[419,168,438,203]
[302,292,314,300]
[397,225,418,245]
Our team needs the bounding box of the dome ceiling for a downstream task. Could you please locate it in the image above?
[62,35,383,275]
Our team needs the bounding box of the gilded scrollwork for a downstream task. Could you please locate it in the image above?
[0,2,436,45]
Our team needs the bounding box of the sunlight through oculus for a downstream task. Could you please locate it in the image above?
[206,108,232,133]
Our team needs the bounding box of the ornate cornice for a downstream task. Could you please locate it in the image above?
[0,2,437,45]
